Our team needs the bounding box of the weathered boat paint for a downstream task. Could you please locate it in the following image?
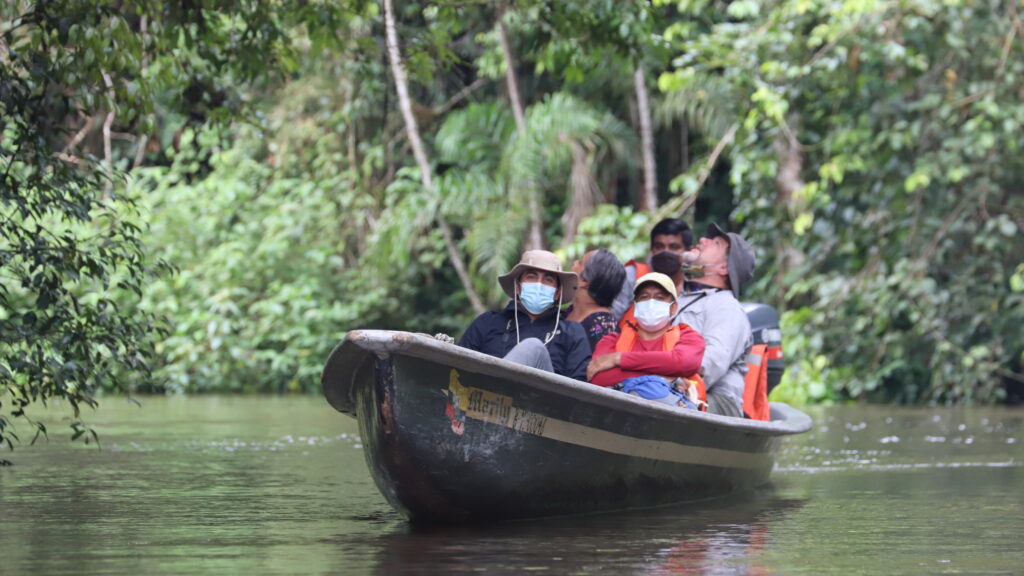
[322,330,812,523]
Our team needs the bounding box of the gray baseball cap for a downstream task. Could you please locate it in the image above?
[708,223,755,299]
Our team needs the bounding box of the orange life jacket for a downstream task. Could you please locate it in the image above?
[614,318,679,353]
[615,318,707,407]
[742,344,770,421]
[618,261,651,332]
[625,260,651,278]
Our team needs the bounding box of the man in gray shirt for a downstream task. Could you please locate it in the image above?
[674,223,756,417]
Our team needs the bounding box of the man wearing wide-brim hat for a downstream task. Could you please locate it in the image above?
[674,223,756,417]
[460,250,591,381]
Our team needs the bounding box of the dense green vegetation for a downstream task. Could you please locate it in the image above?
[2,0,1022,444]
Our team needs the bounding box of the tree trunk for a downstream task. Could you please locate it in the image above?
[498,3,526,134]
[101,70,116,193]
[345,80,359,171]
[497,1,543,250]
[132,17,152,170]
[383,0,485,314]
[773,118,806,307]
[680,112,690,173]
[634,66,658,213]
[560,142,601,246]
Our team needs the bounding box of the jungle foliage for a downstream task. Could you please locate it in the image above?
[657,0,1024,404]
[2,0,1022,445]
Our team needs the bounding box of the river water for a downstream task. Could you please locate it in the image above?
[1,396,1020,575]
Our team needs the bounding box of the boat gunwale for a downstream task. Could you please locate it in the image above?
[322,330,812,436]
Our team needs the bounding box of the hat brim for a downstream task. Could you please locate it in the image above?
[498,264,578,301]
[634,272,678,300]
[708,223,741,299]
[726,255,741,300]
[708,221,728,239]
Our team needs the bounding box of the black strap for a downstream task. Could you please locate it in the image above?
[670,291,709,324]
[677,291,708,314]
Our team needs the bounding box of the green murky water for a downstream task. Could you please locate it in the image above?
[1,397,1021,575]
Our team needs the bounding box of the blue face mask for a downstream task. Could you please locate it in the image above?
[519,282,557,314]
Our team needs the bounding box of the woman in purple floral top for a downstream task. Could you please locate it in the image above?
[564,249,627,351]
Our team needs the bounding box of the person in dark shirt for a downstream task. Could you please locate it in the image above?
[459,250,591,381]
[564,248,626,351]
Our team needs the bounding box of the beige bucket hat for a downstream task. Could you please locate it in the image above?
[498,250,578,300]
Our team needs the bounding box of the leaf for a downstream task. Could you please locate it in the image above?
[793,212,815,236]
[997,217,1017,237]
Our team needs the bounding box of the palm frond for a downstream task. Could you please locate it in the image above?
[437,170,506,225]
[361,169,435,270]
[655,74,740,141]
[435,102,516,170]
[466,206,528,303]
[501,93,639,245]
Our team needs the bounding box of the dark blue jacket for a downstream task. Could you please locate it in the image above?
[459,301,591,381]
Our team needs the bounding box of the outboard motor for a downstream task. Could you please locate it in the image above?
[741,303,785,395]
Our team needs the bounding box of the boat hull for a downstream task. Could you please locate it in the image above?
[323,330,812,523]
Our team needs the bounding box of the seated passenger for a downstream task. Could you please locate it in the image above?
[460,250,591,381]
[564,248,627,351]
[611,218,695,320]
[650,248,687,296]
[616,248,690,331]
[675,223,756,417]
[587,273,705,396]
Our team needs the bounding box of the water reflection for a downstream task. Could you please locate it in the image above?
[359,487,807,575]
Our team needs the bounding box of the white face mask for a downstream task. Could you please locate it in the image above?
[634,299,673,332]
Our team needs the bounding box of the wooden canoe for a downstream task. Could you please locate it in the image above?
[321,330,812,524]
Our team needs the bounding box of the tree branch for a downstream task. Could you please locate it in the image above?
[656,123,738,221]
[997,0,1023,72]
[132,121,152,170]
[60,114,96,156]
[919,193,972,267]
[433,77,490,117]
